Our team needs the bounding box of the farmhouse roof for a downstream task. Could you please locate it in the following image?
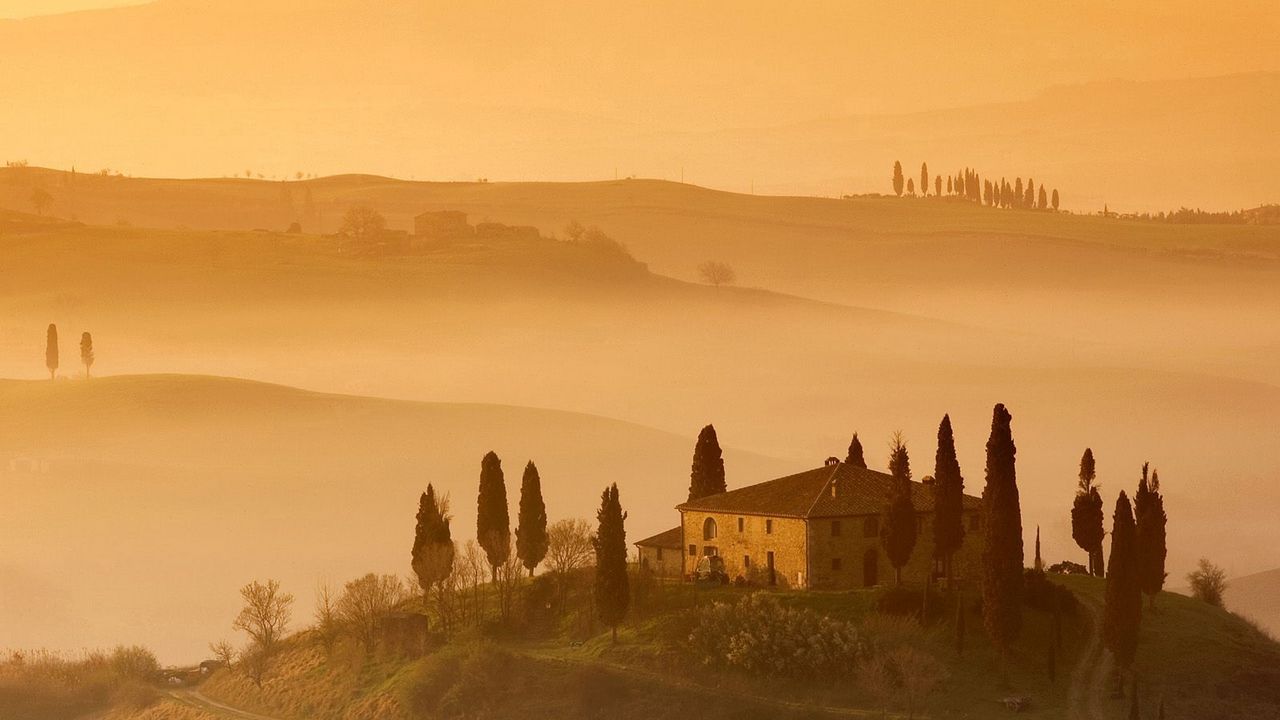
[635,526,682,549]
[676,462,982,519]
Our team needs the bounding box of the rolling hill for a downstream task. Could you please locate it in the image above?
[0,0,1276,209]
[1224,569,1280,639]
[0,374,798,662]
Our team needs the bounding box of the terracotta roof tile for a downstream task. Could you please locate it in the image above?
[635,526,683,548]
[676,462,982,518]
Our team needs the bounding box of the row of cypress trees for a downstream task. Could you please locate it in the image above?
[891,160,1061,211]
[410,452,632,640]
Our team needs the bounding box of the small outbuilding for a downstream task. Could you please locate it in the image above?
[635,526,683,578]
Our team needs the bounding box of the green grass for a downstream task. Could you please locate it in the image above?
[1058,575,1280,720]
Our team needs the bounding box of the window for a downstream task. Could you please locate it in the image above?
[743,555,751,569]
[832,558,843,571]
[688,544,697,557]
[863,516,879,538]
[737,517,745,532]
[703,517,718,540]
[766,518,773,534]
[831,520,842,537]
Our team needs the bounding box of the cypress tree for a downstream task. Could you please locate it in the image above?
[515,461,549,576]
[845,432,867,468]
[1135,466,1168,609]
[1014,178,1024,207]
[920,162,929,197]
[1035,526,1043,571]
[593,483,629,643]
[981,403,1023,665]
[45,324,58,380]
[1052,188,1060,211]
[1025,179,1035,208]
[984,179,993,206]
[907,178,915,196]
[1071,449,1106,576]
[476,451,510,581]
[932,414,965,586]
[880,434,917,586]
[688,424,726,501]
[947,176,954,195]
[1038,186,1049,210]
[79,332,94,378]
[411,484,455,599]
[935,175,942,197]
[1103,491,1142,676]
[892,161,905,196]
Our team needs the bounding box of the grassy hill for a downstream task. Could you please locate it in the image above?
[0,374,797,662]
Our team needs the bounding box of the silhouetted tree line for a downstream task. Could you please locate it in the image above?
[1110,204,1280,225]
[890,161,1061,211]
[42,324,95,379]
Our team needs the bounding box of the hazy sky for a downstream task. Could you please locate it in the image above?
[0,0,142,17]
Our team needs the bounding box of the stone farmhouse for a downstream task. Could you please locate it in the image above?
[636,459,984,590]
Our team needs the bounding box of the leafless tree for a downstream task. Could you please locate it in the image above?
[30,187,52,216]
[563,219,586,242]
[493,535,523,624]
[698,260,736,287]
[208,640,236,669]
[339,205,386,243]
[238,642,270,688]
[1187,558,1228,607]
[546,518,594,604]
[231,579,293,653]
[313,582,342,654]
[336,573,408,650]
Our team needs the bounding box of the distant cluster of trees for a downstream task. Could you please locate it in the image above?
[1111,204,1280,225]
[891,161,1061,212]
[42,324,95,379]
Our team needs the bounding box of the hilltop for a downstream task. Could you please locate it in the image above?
[1224,568,1280,638]
[0,373,797,661]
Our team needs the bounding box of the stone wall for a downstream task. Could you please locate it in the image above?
[680,510,809,588]
[807,510,985,589]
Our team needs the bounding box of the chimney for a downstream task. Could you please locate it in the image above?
[824,456,840,467]
[922,475,936,486]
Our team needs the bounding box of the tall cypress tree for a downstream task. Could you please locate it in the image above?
[688,424,726,501]
[79,332,94,378]
[892,161,905,196]
[515,461,549,577]
[932,415,965,586]
[1072,449,1106,576]
[920,162,929,196]
[476,451,510,581]
[593,483,630,643]
[845,432,867,468]
[1038,186,1049,210]
[1135,466,1168,609]
[1052,189,1060,211]
[880,434,917,586]
[981,403,1023,664]
[411,484,455,600]
[45,324,58,380]
[1103,491,1142,677]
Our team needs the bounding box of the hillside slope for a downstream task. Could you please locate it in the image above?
[1224,569,1280,639]
[0,374,796,662]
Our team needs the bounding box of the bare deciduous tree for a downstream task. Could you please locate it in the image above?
[313,582,341,654]
[336,573,408,650]
[238,642,270,688]
[208,640,236,669]
[231,579,293,653]
[698,261,737,288]
[338,205,386,243]
[1187,558,1228,607]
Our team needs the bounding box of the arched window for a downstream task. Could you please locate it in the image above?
[703,517,718,540]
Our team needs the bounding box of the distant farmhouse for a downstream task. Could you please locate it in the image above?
[637,459,984,590]
[413,210,540,244]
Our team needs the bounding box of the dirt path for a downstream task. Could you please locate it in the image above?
[1067,594,1113,720]
[168,689,284,720]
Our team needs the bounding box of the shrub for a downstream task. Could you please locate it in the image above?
[1048,560,1089,575]
[685,594,860,678]
[1023,569,1080,614]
